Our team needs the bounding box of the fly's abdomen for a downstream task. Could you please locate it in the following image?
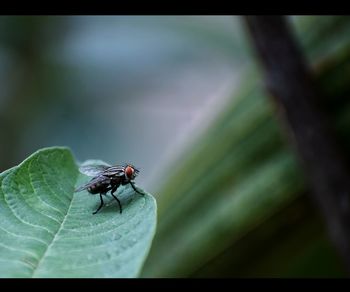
[88,185,100,194]
[88,180,110,194]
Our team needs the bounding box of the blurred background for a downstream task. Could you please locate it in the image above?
[1,15,350,277]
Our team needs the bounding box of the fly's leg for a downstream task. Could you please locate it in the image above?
[129,181,144,196]
[110,186,122,214]
[92,186,112,215]
[93,193,105,215]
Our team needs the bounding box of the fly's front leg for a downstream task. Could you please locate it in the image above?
[110,185,122,214]
[129,181,144,196]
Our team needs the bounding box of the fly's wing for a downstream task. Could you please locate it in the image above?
[75,164,124,192]
[75,182,92,192]
[75,175,110,192]
[101,165,125,178]
[78,164,111,177]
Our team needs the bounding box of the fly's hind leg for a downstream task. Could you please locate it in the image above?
[110,186,122,214]
[92,186,112,215]
[93,193,105,215]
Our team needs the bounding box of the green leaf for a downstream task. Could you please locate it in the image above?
[0,147,157,278]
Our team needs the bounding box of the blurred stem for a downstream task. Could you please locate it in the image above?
[243,15,350,274]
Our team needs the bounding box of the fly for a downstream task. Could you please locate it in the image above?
[75,163,143,214]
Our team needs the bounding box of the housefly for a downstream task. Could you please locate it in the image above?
[75,163,143,214]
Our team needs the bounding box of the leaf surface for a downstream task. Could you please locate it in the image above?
[0,147,157,278]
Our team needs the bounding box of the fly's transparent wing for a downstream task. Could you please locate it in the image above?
[75,181,93,192]
[75,175,111,192]
[79,164,111,177]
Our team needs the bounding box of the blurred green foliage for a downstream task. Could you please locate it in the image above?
[0,16,247,192]
[141,16,350,277]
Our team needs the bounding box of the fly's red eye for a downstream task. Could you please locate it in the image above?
[125,166,134,178]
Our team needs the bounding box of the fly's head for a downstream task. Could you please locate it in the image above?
[124,164,139,181]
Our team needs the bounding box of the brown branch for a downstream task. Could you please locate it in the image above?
[243,15,350,274]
